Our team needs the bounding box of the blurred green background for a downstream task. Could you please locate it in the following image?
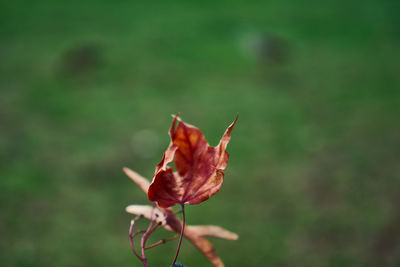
[1,0,399,266]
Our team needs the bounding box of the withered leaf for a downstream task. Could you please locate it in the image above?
[125,205,167,225]
[126,204,238,240]
[187,225,238,240]
[147,115,237,208]
[123,167,150,193]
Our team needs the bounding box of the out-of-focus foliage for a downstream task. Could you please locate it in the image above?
[1,0,399,266]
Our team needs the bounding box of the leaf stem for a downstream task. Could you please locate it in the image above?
[171,203,186,266]
[140,204,157,267]
[145,234,179,250]
[129,220,143,261]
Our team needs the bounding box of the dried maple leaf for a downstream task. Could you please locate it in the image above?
[124,167,238,267]
[147,115,238,208]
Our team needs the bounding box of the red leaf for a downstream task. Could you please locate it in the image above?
[148,115,237,208]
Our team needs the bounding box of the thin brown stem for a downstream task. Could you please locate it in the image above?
[129,220,143,261]
[145,234,179,250]
[140,203,157,267]
[133,230,146,238]
[148,221,162,236]
[171,204,186,266]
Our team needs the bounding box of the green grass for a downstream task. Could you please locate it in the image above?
[1,0,399,266]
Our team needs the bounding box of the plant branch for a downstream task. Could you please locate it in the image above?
[129,220,143,261]
[171,203,186,266]
[140,203,158,267]
[145,234,179,250]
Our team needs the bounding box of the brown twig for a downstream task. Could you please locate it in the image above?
[129,220,143,261]
[140,203,158,267]
[171,203,186,266]
[145,234,179,250]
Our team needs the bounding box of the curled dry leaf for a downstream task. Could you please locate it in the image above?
[126,204,238,240]
[125,205,166,226]
[124,167,239,267]
[148,115,238,208]
[187,225,239,240]
[123,167,150,193]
